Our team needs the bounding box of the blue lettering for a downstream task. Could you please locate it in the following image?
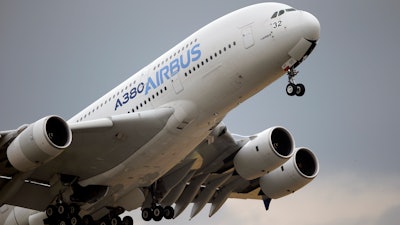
[191,43,201,61]
[143,44,202,98]
[138,82,144,93]
[130,87,137,99]
[145,77,157,95]
[170,59,180,76]
[115,99,123,111]
[114,44,202,111]
[122,93,129,104]
[159,66,169,85]
[180,49,191,69]
[156,71,160,86]
[114,82,146,111]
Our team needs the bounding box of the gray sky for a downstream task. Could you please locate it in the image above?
[1,1,400,225]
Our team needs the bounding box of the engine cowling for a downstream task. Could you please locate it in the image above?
[3,206,37,225]
[259,147,319,199]
[7,116,72,172]
[233,126,295,180]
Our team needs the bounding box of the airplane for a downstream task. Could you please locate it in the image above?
[0,2,320,225]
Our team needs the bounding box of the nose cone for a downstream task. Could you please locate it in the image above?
[301,11,320,41]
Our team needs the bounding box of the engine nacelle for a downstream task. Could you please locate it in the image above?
[3,206,38,225]
[233,127,295,180]
[259,147,319,199]
[7,116,72,172]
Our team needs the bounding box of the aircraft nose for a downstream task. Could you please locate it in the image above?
[301,11,320,41]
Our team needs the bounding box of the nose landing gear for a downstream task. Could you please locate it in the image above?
[285,68,305,97]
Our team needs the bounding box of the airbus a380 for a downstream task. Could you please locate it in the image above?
[0,2,320,225]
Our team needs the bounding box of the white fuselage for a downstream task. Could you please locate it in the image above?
[66,2,319,203]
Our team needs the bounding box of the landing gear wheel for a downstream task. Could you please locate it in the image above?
[46,205,57,218]
[286,83,297,96]
[68,204,80,216]
[142,208,153,221]
[99,220,109,225]
[58,220,68,225]
[295,83,305,96]
[82,215,94,225]
[122,216,134,225]
[70,216,81,225]
[110,216,122,225]
[152,206,164,221]
[57,204,67,216]
[163,206,174,219]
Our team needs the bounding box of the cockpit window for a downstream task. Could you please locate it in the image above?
[271,8,296,19]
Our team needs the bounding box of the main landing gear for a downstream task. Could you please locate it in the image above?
[141,205,174,222]
[285,68,305,97]
[44,202,134,225]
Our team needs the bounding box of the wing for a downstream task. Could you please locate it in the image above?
[151,122,319,219]
[0,107,174,210]
[151,123,259,219]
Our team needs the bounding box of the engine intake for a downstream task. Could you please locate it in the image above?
[7,116,72,172]
[259,147,319,199]
[233,127,295,180]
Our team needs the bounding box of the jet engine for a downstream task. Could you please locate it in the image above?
[233,127,295,180]
[259,147,319,199]
[6,116,72,172]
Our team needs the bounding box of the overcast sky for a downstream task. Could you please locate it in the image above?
[1,1,400,225]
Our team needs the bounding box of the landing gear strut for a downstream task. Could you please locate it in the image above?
[141,182,175,222]
[286,68,305,96]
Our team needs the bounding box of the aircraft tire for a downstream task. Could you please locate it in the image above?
[70,216,81,225]
[142,208,153,221]
[110,216,122,225]
[163,206,174,219]
[122,216,134,225]
[57,204,68,217]
[82,215,94,225]
[295,83,305,96]
[152,206,164,221]
[286,83,297,96]
[46,205,57,217]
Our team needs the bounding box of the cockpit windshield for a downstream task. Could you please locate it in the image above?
[271,8,296,19]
